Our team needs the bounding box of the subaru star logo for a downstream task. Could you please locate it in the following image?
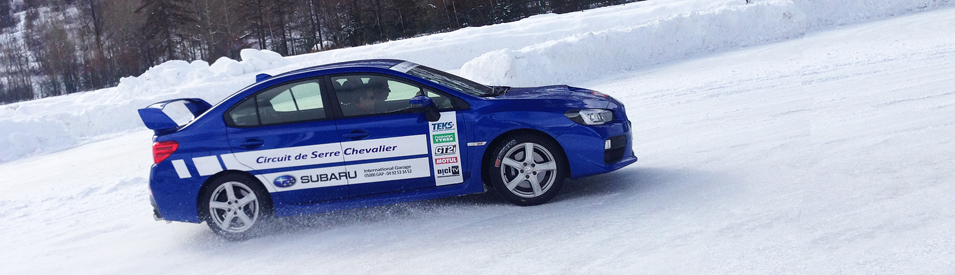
[273,175,296,188]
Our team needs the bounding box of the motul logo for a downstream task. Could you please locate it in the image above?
[435,157,458,165]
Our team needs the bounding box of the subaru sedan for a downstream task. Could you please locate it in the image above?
[138,59,637,239]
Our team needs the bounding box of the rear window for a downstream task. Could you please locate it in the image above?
[227,79,327,127]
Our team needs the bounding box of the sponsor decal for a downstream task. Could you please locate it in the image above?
[234,135,427,171]
[428,111,463,186]
[342,145,397,155]
[341,135,428,162]
[258,146,396,164]
[301,171,357,183]
[350,158,430,184]
[258,155,293,164]
[362,165,415,179]
[257,158,431,192]
[435,157,458,165]
[431,122,455,132]
[310,151,341,159]
[435,165,461,178]
[273,175,297,188]
[433,133,456,144]
[434,145,457,156]
[390,61,419,73]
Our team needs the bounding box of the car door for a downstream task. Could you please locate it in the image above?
[223,78,349,204]
[329,73,467,197]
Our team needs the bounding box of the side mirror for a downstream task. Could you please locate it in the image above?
[409,95,440,122]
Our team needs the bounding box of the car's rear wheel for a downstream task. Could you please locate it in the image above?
[199,174,272,240]
[488,134,567,206]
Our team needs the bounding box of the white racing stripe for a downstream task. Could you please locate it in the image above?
[192,156,223,176]
[171,159,192,179]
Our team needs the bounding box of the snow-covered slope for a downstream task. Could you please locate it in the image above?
[1,1,955,273]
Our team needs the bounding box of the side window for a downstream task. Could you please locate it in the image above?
[227,80,326,126]
[332,74,457,117]
[229,98,258,126]
[425,88,456,110]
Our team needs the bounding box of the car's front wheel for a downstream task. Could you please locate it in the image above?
[199,174,272,240]
[488,134,567,206]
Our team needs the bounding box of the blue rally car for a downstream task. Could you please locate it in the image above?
[139,60,637,239]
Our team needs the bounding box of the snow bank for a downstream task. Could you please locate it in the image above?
[0,49,287,163]
[1,0,952,163]
[795,0,955,30]
[461,0,954,86]
[461,1,806,86]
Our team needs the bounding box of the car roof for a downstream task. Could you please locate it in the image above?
[210,59,410,112]
[270,59,407,79]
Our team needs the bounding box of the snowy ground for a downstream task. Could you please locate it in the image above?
[2,1,955,274]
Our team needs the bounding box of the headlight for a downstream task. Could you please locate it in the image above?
[564,109,613,125]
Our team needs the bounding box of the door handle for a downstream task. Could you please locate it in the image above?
[343,130,370,140]
[238,139,264,149]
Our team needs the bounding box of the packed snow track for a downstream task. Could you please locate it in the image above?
[2,5,955,275]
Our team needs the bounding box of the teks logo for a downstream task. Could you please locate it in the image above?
[433,145,457,156]
[431,122,455,132]
[273,175,297,188]
[436,166,460,178]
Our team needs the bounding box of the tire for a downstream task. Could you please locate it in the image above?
[198,174,272,240]
[488,134,567,206]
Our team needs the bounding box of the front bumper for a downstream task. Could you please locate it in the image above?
[556,119,637,179]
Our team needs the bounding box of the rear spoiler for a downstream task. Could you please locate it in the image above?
[138,98,212,135]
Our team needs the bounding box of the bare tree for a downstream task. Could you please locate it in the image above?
[0,37,36,103]
[137,0,198,63]
[0,0,16,29]
[26,11,84,96]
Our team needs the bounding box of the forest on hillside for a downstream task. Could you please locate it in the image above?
[0,0,641,104]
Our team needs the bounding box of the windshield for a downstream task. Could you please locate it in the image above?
[407,66,492,97]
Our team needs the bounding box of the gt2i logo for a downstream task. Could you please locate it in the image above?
[434,157,458,165]
[431,122,455,132]
[433,133,456,144]
[433,145,457,156]
[273,175,297,188]
[301,171,357,183]
[435,166,460,178]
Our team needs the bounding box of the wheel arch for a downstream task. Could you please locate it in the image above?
[196,170,274,219]
[480,129,571,187]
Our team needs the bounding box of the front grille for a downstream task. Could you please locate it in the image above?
[604,135,627,164]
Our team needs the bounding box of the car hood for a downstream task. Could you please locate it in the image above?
[493,85,612,108]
